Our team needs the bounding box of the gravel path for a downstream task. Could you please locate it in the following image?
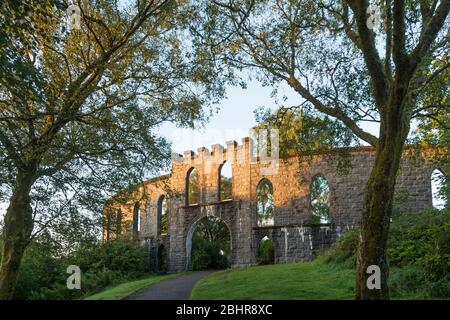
[124,271,214,300]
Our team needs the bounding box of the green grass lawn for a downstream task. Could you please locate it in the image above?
[190,258,355,300]
[84,273,185,300]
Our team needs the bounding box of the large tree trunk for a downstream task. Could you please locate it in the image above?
[355,99,410,299]
[0,170,35,300]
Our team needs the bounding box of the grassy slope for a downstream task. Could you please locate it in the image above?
[84,273,184,300]
[190,258,355,300]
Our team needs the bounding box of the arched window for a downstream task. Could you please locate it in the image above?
[157,195,168,235]
[106,209,123,240]
[186,168,200,205]
[115,209,123,237]
[219,161,232,201]
[431,169,447,210]
[133,202,141,235]
[310,174,331,224]
[256,179,274,226]
[105,209,112,241]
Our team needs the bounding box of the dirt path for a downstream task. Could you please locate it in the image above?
[124,271,214,300]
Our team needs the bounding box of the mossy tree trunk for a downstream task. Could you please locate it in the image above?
[355,85,411,299]
[0,169,36,299]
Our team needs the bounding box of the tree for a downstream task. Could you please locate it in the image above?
[0,0,225,299]
[193,0,450,298]
[253,107,357,177]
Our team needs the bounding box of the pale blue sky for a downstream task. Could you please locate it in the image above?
[159,80,380,157]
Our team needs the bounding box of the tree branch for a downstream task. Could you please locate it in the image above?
[346,0,389,110]
[286,75,379,146]
[410,0,450,70]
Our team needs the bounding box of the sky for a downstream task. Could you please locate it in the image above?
[160,80,381,159]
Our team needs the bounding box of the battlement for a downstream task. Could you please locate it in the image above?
[171,137,254,165]
[170,136,283,168]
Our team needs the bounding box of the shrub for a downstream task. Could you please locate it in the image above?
[71,239,148,277]
[13,238,149,300]
[389,209,449,265]
[191,238,230,270]
[322,207,450,298]
[323,228,359,268]
[387,208,450,298]
[257,239,275,265]
[157,245,168,273]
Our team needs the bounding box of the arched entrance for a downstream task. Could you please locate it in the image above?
[157,244,168,273]
[186,216,232,270]
[257,236,275,265]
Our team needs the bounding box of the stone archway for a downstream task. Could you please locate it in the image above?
[185,215,232,270]
[157,244,168,273]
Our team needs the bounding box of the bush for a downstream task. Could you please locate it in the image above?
[322,208,450,298]
[158,245,168,273]
[14,241,67,300]
[388,209,449,269]
[72,240,148,278]
[323,228,359,268]
[13,238,149,300]
[191,238,230,271]
[257,239,275,265]
[387,208,450,298]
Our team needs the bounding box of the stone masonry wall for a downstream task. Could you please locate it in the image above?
[103,139,442,272]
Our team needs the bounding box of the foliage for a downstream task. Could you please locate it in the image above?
[254,107,357,171]
[193,0,450,298]
[188,168,200,205]
[160,213,168,235]
[412,54,450,151]
[310,174,331,224]
[257,238,275,265]
[0,0,229,297]
[387,209,450,297]
[256,179,274,226]
[193,0,449,148]
[73,240,147,277]
[410,54,449,210]
[220,177,232,200]
[158,245,168,273]
[13,238,149,300]
[323,208,450,298]
[14,237,67,300]
[191,217,231,270]
[323,228,360,269]
[191,238,230,271]
[0,0,224,213]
